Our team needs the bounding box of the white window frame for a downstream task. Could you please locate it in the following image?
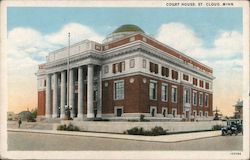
[149,80,157,100]
[205,94,209,107]
[199,111,203,117]
[142,59,147,68]
[115,63,119,73]
[193,91,197,106]
[114,106,124,117]
[172,108,177,117]
[114,80,124,100]
[129,59,135,68]
[104,65,109,74]
[162,107,167,117]
[150,106,157,117]
[171,86,178,103]
[205,111,208,117]
[122,61,125,71]
[193,110,197,117]
[161,83,168,102]
[199,92,203,106]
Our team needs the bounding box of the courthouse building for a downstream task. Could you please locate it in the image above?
[37,24,214,120]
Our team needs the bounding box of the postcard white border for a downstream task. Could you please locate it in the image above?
[0,0,249,160]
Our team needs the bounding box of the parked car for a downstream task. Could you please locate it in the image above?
[221,119,243,136]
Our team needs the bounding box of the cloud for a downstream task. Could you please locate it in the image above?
[155,23,243,61]
[46,23,104,45]
[156,23,203,53]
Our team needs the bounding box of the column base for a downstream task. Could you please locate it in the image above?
[60,114,65,119]
[45,114,52,118]
[87,113,95,119]
[52,114,58,118]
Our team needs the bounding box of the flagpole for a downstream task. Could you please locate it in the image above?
[67,32,70,118]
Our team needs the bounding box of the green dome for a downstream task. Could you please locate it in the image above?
[112,24,145,34]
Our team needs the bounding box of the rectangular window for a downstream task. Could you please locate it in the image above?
[193,91,197,106]
[149,62,158,74]
[155,64,158,74]
[104,65,109,74]
[205,82,209,89]
[115,63,119,73]
[172,70,178,80]
[115,107,123,117]
[183,74,189,81]
[184,88,190,103]
[171,86,178,103]
[199,92,203,106]
[161,83,168,102]
[193,78,197,86]
[113,61,125,73]
[130,59,135,68]
[205,94,209,107]
[143,59,146,68]
[161,67,169,77]
[199,80,204,88]
[149,81,157,100]
[114,80,124,100]
[121,61,125,71]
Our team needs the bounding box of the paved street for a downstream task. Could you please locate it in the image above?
[8,131,242,151]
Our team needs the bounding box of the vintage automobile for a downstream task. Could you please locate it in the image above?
[221,119,243,136]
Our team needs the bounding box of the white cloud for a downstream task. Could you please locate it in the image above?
[156,23,203,53]
[46,23,104,45]
[155,23,243,61]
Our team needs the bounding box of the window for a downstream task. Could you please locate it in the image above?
[193,78,197,86]
[115,107,123,117]
[172,108,177,117]
[199,80,204,88]
[104,65,109,74]
[199,111,203,117]
[199,92,203,106]
[150,106,157,117]
[193,110,197,117]
[183,74,189,81]
[143,59,147,68]
[149,81,157,100]
[44,79,46,87]
[172,86,178,103]
[161,67,169,77]
[113,61,125,73]
[171,70,178,80]
[184,88,191,103]
[130,59,135,68]
[114,80,124,100]
[161,83,168,102]
[205,82,209,89]
[162,108,167,117]
[149,62,158,74]
[205,94,209,107]
[193,91,197,106]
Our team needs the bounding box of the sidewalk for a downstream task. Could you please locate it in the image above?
[8,128,221,143]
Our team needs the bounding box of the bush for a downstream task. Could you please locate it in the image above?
[126,126,168,136]
[57,123,80,131]
[212,124,223,130]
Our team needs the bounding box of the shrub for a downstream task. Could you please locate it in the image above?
[126,126,168,136]
[212,124,223,130]
[57,123,80,131]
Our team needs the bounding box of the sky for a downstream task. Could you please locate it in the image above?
[7,7,243,116]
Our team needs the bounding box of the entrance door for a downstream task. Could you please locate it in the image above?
[186,111,189,119]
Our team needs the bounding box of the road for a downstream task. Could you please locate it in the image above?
[8,131,242,151]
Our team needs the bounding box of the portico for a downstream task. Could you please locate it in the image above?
[45,64,102,120]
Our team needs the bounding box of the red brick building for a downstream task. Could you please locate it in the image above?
[37,24,214,121]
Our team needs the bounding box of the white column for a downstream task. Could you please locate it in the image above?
[45,74,52,118]
[52,73,58,118]
[97,66,102,118]
[87,64,94,118]
[77,66,84,119]
[60,71,66,119]
[69,69,75,118]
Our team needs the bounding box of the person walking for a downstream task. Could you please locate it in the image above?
[18,118,22,128]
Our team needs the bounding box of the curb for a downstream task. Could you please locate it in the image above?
[7,129,222,143]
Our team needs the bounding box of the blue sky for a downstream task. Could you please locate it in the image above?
[7,7,243,116]
[8,7,242,48]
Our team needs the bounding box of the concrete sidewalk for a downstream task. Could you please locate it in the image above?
[8,128,221,143]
